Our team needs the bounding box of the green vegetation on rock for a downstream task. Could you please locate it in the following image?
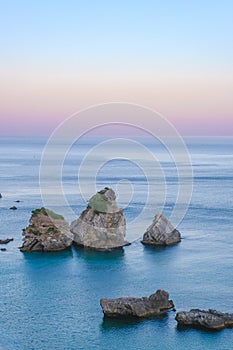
[88,192,108,213]
[47,227,57,233]
[33,230,42,236]
[31,207,64,220]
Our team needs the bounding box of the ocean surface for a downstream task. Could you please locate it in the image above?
[0,136,233,350]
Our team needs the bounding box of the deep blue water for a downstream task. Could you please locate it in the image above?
[0,136,233,350]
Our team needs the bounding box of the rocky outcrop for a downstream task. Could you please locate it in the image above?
[175,309,233,330]
[142,213,181,246]
[71,187,128,250]
[0,238,13,244]
[20,208,73,252]
[100,289,174,318]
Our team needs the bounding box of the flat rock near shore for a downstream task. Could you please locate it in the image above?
[100,289,174,318]
[0,238,14,244]
[175,309,233,330]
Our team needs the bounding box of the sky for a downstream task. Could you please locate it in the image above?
[0,0,232,136]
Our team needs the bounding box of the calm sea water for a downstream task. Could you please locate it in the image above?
[0,136,233,350]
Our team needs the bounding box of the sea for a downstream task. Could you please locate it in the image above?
[0,136,232,350]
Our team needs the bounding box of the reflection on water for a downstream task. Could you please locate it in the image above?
[142,242,181,253]
[73,244,125,261]
[176,324,222,333]
[101,312,169,330]
[22,248,73,261]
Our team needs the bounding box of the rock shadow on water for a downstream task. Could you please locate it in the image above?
[72,243,125,262]
[22,249,73,264]
[176,323,224,334]
[142,243,181,254]
[101,312,169,330]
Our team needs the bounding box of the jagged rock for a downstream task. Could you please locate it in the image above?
[0,238,14,244]
[71,187,129,250]
[20,207,73,252]
[141,213,181,246]
[175,309,233,330]
[100,289,174,318]
[9,206,17,210]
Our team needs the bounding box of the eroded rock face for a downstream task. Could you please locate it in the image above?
[142,213,181,246]
[175,309,233,330]
[20,208,73,252]
[100,289,174,318]
[70,188,128,250]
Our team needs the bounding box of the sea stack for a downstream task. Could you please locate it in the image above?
[20,207,73,252]
[100,289,174,318]
[142,213,181,246]
[175,309,233,330]
[70,187,128,250]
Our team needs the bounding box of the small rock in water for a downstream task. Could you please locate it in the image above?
[1,248,7,251]
[9,206,17,210]
[175,309,233,330]
[0,193,2,198]
[142,213,181,246]
[15,200,22,203]
[100,289,174,318]
[0,238,14,244]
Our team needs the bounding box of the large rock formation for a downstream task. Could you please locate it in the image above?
[141,213,181,246]
[20,208,73,252]
[175,309,233,330]
[100,289,174,318]
[70,187,128,250]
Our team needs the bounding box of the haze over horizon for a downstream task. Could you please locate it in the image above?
[1,0,232,136]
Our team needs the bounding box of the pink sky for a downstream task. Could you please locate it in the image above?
[1,65,232,136]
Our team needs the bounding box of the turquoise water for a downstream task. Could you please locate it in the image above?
[0,137,233,350]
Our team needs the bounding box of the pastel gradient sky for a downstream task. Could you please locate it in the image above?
[0,0,233,136]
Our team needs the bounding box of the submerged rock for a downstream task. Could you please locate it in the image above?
[141,213,181,246]
[100,289,174,318]
[71,187,128,250]
[20,207,73,252]
[175,309,233,330]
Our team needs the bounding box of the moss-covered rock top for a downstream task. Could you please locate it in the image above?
[88,193,108,214]
[31,207,64,220]
[88,187,113,214]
